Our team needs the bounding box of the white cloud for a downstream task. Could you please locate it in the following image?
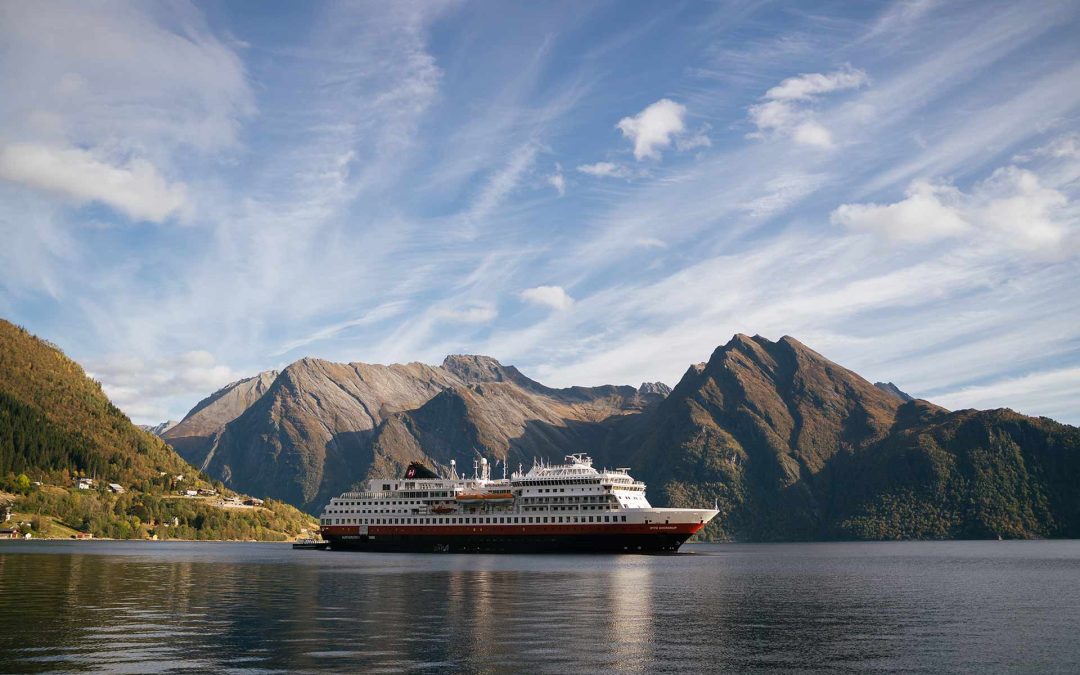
[0,143,187,222]
[749,67,868,148]
[89,350,243,423]
[792,122,834,148]
[436,302,498,324]
[577,162,633,179]
[831,179,969,243]
[617,99,687,160]
[520,285,574,311]
[932,366,1080,422]
[547,163,565,196]
[0,2,254,154]
[765,67,870,101]
[978,167,1071,252]
[832,166,1075,253]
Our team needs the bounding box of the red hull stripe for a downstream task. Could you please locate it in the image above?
[320,522,704,537]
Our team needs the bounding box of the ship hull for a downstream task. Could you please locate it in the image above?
[324,532,693,553]
[320,522,704,554]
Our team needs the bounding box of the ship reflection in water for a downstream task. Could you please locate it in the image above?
[2,540,1080,672]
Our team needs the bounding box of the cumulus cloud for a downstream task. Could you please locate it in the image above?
[547,163,565,196]
[832,165,1075,253]
[520,285,574,311]
[749,66,869,148]
[577,162,634,179]
[831,179,969,243]
[617,99,688,160]
[0,143,187,222]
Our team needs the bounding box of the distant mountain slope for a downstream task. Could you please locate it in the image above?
[0,319,315,540]
[180,354,667,512]
[165,332,1080,541]
[139,420,178,436]
[875,381,915,402]
[162,370,278,466]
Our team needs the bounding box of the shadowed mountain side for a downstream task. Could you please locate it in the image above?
[363,384,660,482]
[827,406,1080,539]
[628,334,932,540]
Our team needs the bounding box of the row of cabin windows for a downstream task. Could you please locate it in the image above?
[327,503,617,515]
[324,515,630,525]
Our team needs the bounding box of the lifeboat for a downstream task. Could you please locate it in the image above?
[455,491,514,504]
[431,504,456,514]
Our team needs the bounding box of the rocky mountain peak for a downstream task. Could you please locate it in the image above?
[441,354,510,382]
[875,381,915,402]
[637,381,671,397]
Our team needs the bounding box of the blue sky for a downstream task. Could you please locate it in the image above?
[1,1,1078,425]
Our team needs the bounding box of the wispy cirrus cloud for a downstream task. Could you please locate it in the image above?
[3,0,1080,428]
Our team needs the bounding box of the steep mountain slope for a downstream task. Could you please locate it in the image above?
[0,319,315,540]
[0,320,192,484]
[177,354,667,512]
[162,370,278,466]
[635,334,1080,541]
[629,334,908,540]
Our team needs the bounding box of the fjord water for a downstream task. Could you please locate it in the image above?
[1,541,1078,673]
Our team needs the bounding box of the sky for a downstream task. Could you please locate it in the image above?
[1,1,1079,426]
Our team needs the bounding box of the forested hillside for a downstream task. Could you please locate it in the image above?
[0,319,316,540]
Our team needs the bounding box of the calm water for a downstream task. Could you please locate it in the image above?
[1,541,1078,673]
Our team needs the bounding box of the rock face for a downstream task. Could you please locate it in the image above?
[164,334,1080,540]
[167,356,663,512]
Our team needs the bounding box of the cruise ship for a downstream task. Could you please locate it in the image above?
[318,454,718,553]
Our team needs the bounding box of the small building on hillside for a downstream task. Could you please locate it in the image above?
[77,478,94,490]
[184,489,198,497]
[72,532,93,540]
[0,527,21,539]
[197,488,218,496]
[107,483,125,494]
[244,498,265,507]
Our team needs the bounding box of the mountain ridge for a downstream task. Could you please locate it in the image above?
[160,335,1080,541]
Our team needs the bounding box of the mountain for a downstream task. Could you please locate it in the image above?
[139,420,179,436]
[874,381,915,402]
[165,333,1080,541]
[0,319,315,540]
[167,353,666,512]
[630,335,1080,541]
[162,370,278,466]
